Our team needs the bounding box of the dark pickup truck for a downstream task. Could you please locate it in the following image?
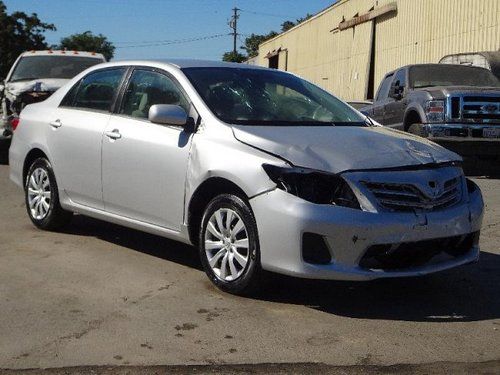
[361,64,500,174]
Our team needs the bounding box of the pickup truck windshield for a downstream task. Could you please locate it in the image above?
[182,67,365,126]
[10,56,103,82]
[410,65,500,88]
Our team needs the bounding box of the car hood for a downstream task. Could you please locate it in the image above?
[232,125,461,173]
[5,78,69,96]
[421,85,500,99]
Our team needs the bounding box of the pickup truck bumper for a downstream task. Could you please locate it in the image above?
[416,123,500,175]
[1,116,13,140]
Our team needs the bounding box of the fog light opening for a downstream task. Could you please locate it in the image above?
[302,233,332,265]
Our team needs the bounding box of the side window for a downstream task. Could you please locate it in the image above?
[393,69,406,88]
[60,80,81,107]
[375,74,394,101]
[121,69,190,119]
[72,68,126,111]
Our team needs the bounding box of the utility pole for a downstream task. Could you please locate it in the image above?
[229,7,239,54]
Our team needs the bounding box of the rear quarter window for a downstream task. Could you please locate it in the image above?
[62,68,126,112]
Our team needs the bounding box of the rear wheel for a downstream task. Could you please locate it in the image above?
[25,157,72,230]
[199,194,262,295]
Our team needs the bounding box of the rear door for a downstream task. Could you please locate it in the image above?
[370,73,393,124]
[47,67,127,209]
[101,68,193,230]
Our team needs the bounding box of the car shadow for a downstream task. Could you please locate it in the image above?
[64,214,203,271]
[255,251,500,322]
[63,215,500,323]
[0,139,9,165]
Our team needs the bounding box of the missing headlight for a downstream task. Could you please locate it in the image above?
[262,164,360,209]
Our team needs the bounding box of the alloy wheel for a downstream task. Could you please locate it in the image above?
[27,167,51,220]
[204,208,249,281]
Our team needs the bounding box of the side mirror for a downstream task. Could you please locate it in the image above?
[390,85,403,100]
[149,104,188,126]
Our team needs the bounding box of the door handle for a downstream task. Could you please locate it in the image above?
[105,129,122,140]
[49,119,62,128]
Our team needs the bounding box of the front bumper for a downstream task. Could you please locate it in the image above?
[420,123,500,147]
[250,186,483,281]
[415,123,500,174]
[0,114,12,140]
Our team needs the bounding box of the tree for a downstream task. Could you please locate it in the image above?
[0,0,56,78]
[221,12,313,62]
[222,51,246,63]
[280,21,296,32]
[280,13,313,32]
[58,31,115,61]
[240,31,278,59]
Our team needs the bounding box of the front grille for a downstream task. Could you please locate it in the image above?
[449,94,500,123]
[359,232,478,271]
[363,176,461,212]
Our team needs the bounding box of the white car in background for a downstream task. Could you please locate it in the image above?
[9,60,484,295]
[1,50,105,139]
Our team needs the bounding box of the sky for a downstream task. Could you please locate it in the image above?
[4,0,336,61]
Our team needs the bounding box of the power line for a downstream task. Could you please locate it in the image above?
[239,8,301,19]
[114,34,229,49]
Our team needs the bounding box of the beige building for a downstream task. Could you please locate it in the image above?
[256,0,500,100]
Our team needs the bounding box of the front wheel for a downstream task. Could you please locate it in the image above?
[25,157,72,230]
[199,194,262,295]
[408,123,425,137]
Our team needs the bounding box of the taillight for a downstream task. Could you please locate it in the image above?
[11,117,20,131]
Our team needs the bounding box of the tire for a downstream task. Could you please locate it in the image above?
[25,157,72,230]
[408,123,425,137]
[199,193,262,295]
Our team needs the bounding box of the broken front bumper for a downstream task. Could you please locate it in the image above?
[250,184,483,281]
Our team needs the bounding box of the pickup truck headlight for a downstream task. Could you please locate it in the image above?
[262,164,360,209]
[425,100,445,123]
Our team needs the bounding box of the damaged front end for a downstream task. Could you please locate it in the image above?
[1,80,58,138]
[251,162,483,280]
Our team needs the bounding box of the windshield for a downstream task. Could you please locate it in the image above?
[10,56,103,82]
[410,65,500,88]
[182,67,365,126]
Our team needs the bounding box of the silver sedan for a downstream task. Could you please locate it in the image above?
[9,60,484,295]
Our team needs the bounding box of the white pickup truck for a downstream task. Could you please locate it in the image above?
[1,50,105,139]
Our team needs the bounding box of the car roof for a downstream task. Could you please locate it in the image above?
[106,58,269,70]
[20,50,105,59]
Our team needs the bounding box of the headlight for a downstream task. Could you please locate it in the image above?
[425,100,445,123]
[262,164,360,209]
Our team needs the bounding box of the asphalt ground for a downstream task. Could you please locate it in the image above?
[0,147,499,374]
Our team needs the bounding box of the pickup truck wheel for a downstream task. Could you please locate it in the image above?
[199,194,262,296]
[408,123,425,137]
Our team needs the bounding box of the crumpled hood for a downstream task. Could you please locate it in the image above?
[5,78,69,96]
[232,125,461,173]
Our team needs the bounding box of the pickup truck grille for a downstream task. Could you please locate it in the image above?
[450,95,500,123]
[363,176,462,212]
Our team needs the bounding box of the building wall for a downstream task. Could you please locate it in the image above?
[257,0,500,100]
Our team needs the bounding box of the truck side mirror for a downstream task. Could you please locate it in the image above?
[390,85,403,100]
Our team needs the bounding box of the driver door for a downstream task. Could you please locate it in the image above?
[384,69,407,129]
[101,68,193,230]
